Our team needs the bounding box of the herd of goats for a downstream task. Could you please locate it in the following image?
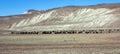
[11,29,120,34]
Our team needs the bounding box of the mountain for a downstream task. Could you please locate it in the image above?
[0,3,120,31]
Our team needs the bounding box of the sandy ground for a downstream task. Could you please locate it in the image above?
[0,33,120,54]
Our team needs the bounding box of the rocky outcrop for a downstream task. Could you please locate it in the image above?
[0,3,120,31]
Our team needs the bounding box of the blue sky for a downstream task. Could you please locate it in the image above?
[0,0,120,16]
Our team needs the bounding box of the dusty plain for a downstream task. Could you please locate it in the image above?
[0,33,120,54]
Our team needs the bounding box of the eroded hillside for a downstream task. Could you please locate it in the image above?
[0,3,120,31]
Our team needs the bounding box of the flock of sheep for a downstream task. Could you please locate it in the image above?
[11,29,120,34]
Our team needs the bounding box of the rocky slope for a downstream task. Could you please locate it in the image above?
[0,3,120,31]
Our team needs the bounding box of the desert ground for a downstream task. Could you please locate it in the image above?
[0,33,120,54]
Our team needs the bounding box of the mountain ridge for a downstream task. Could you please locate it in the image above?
[0,3,120,31]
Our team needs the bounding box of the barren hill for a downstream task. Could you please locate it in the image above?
[0,3,120,31]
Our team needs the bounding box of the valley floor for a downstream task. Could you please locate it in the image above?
[0,33,120,54]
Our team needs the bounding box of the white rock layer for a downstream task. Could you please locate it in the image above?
[8,8,118,31]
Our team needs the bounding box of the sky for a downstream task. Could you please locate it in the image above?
[0,0,120,16]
